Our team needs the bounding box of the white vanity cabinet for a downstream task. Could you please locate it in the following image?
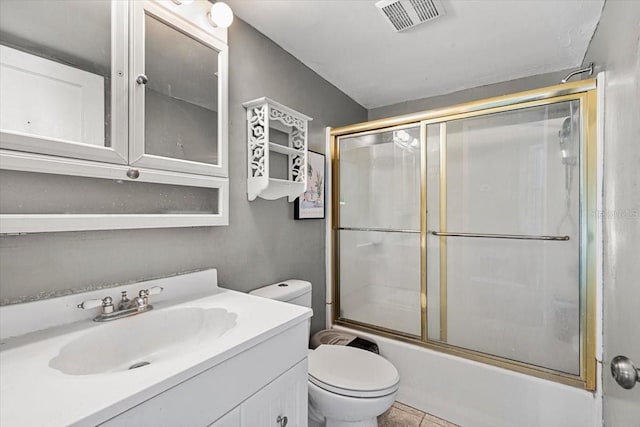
[98,321,308,427]
[0,270,313,427]
[239,359,307,427]
[210,360,307,427]
[209,408,241,427]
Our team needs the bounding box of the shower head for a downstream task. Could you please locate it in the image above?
[561,63,594,84]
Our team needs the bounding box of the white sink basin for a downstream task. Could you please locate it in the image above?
[49,307,237,375]
[1,270,313,427]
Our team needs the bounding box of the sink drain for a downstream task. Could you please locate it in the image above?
[129,361,151,370]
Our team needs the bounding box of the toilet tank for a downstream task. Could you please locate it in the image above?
[249,279,312,308]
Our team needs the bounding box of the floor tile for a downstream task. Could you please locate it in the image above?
[392,402,425,417]
[419,418,444,427]
[378,401,460,427]
[378,405,424,427]
[421,412,459,427]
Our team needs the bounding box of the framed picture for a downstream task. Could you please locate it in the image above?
[294,151,325,220]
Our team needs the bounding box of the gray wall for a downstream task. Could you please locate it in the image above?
[368,69,574,120]
[582,1,640,424]
[0,19,367,335]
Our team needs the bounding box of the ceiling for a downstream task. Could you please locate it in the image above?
[227,0,604,109]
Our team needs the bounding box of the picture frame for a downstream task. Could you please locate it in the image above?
[294,150,325,220]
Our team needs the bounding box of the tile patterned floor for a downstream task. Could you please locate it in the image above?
[378,402,459,427]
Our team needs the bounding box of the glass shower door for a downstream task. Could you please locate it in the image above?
[332,83,597,388]
[337,125,422,336]
[426,100,584,375]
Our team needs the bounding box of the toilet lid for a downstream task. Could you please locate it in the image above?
[308,345,399,397]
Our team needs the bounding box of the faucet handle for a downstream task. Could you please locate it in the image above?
[138,286,162,305]
[138,286,163,298]
[77,299,103,310]
[132,295,146,310]
[147,286,164,296]
[77,296,114,314]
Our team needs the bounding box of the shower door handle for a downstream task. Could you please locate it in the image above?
[611,355,640,389]
[430,231,570,241]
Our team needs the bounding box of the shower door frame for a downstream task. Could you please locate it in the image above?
[330,79,598,390]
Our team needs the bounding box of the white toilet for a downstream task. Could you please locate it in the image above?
[250,280,399,427]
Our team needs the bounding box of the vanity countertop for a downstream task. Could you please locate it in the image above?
[0,271,311,427]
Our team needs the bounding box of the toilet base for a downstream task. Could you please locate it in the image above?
[308,380,396,427]
[309,417,378,427]
[326,418,378,427]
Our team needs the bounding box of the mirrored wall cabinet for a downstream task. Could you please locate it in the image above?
[243,97,312,202]
[0,0,229,233]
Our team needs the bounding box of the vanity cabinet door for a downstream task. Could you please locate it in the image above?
[240,359,308,427]
[0,0,128,164]
[209,407,240,427]
[130,0,228,178]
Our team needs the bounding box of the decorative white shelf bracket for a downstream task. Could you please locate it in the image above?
[243,97,312,202]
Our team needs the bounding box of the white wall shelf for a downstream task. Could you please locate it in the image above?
[243,97,312,202]
[268,142,300,156]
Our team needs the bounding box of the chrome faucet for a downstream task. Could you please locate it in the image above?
[118,290,149,311]
[77,286,163,322]
[117,291,130,311]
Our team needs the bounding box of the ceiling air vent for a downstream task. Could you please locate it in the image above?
[375,0,446,32]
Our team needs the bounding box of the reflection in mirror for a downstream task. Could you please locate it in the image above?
[144,13,219,165]
[0,0,112,147]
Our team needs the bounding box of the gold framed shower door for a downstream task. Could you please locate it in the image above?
[329,79,598,390]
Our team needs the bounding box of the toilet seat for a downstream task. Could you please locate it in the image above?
[308,345,400,398]
[309,374,399,398]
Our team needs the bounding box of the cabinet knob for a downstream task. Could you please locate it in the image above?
[126,169,140,179]
[276,415,288,427]
[136,74,149,85]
